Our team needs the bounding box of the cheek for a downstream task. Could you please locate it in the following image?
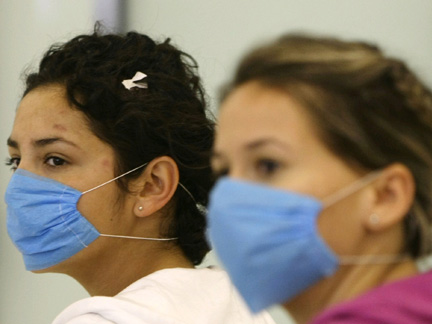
[316,197,366,255]
[76,184,123,231]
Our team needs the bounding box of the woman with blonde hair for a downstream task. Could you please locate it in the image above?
[208,34,432,323]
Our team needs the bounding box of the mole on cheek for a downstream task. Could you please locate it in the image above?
[101,159,112,169]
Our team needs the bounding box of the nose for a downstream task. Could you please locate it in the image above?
[13,157,38,175]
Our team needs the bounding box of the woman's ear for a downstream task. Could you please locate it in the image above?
[132,156,179,218]
[364,163,415,232]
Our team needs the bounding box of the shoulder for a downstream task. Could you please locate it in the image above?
[310,270,432,324]
[51,294,184,324]
[53,267,275,324]
[119,266,237,302]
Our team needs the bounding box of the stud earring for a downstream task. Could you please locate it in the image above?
[369,213,380,225]
[138,206,143,211]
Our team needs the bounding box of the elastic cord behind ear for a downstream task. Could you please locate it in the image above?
[178,182,207,213]
[99,233,177,241]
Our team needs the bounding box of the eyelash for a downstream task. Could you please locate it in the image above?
[45,156,67,167]
[256,158,280,176]
[5,155,68,171]
[5,157,20,171]
[211,158,281,181]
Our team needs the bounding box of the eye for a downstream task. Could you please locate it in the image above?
[5,157,20,171]
[256,159,280,176]
[45,156,67,167]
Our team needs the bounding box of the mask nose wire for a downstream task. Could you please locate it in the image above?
[321,170,383,209]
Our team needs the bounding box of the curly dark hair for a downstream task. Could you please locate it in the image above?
[24,29,215,265]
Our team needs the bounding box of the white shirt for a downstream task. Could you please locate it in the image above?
[52,267,275,324]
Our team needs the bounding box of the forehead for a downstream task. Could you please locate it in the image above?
[216,82,317,149]
[12,85,91,141]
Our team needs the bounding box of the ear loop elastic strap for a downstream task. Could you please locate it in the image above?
[99,234,177,241]
[339,254,410,265]
[82,163,149,195]
[81,162,197,241]
[321,170,411,265]
[321,170,383,208]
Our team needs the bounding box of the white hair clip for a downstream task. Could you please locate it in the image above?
[122,71,148,90]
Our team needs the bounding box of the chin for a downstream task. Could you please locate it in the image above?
[31,268,47,274]
[30,261,68,274]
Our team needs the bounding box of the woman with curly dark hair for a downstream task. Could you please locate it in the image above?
[4,29,275,324]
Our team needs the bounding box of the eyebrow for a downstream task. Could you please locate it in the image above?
[7,137,79,149]
[211,137,291,160]
[244,138,291,151]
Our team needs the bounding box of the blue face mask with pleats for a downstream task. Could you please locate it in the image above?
[207,172,383,313]
[5,165,178,271]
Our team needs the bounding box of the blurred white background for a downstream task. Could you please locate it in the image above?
[1,1,431,323]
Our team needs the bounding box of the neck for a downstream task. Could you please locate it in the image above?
[54,239,194,297]
[284,259,418,324]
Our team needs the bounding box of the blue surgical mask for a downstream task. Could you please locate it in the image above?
[5,164,177,271]
[207,172,383,313]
